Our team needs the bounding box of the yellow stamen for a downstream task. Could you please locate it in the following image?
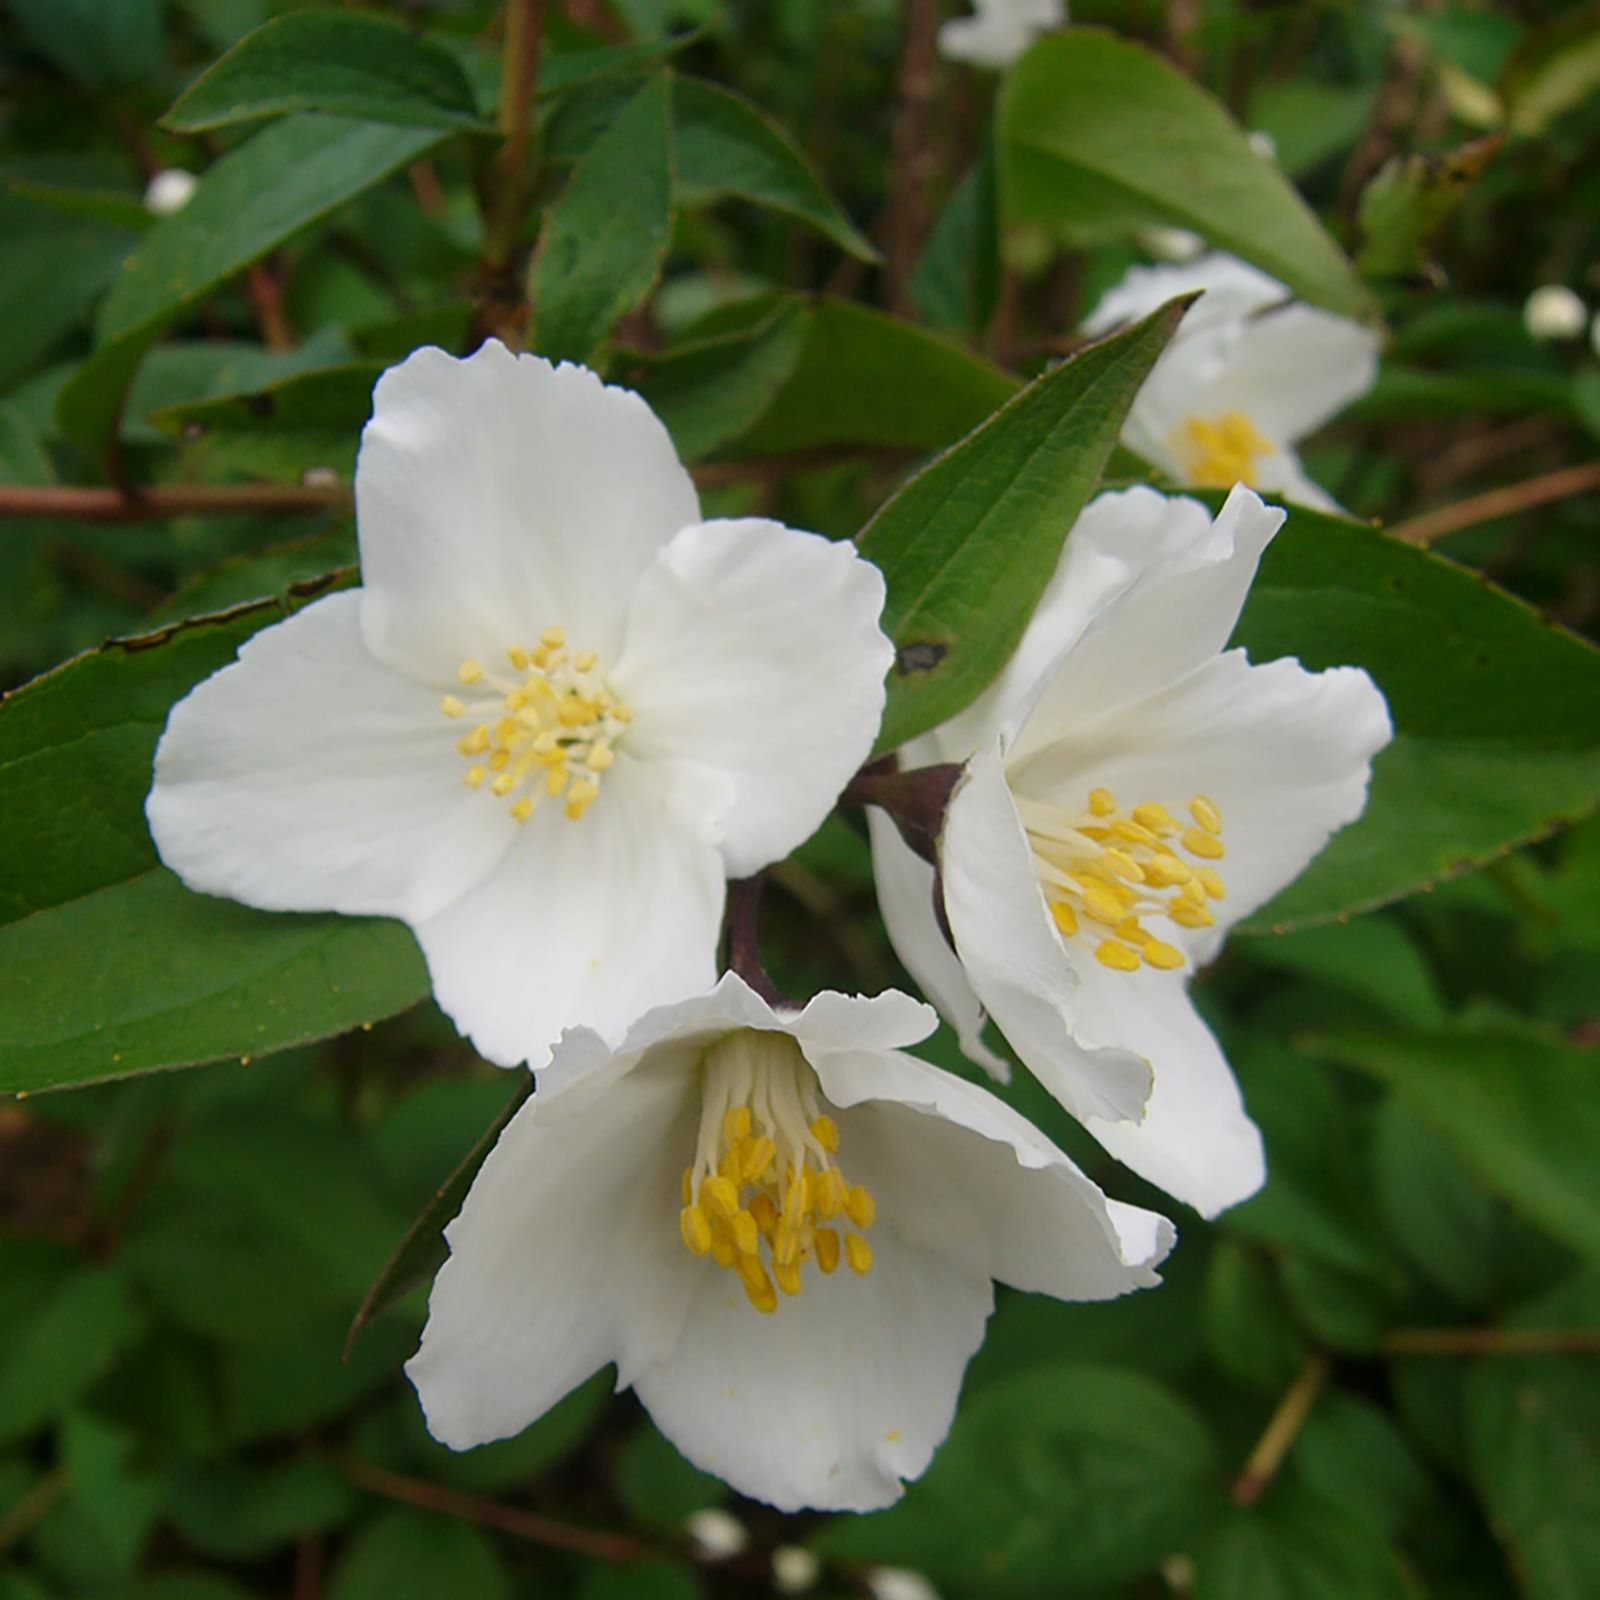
[1143,939,1185,971]
[1197,867,1227,901]
[845,1234,874,1275]
[1183,827,1225,860]
[510,797,534,823]
[1088,787,1117,817]
[846,1185,876,1230]
[814,1227,841,1275]
[1179,410,1274,488]
[1190,794,1223,835]
[811,1115,840,1152]
[732,1210,760,1257]
[1096,939,1142,972]
[1051,899,1079,937]
[458,659,484,685]
[680,1205,712,1256]
[439,695,465,719]
[464,766,486,790]
[540,626,565,649]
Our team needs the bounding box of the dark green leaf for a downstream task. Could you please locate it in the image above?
[1203,1240,1307,1392]
[616,1423,727,1531]
[163,12,492,135]
[167,1460,354,1558]
[531,74,674,364]
[859,297,1189,752]
[1502,5,1600,135]
[329,1509,510,1600]
[1356,136,1502,282]
[1000,29,1377,322]
[7,0,164,88]
[1292,1392,1427,1539]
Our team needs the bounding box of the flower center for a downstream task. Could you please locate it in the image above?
[1174,410,1273,488]
[438,628,631,823]
[678,1029,877,1315]
[1014,786,1228,975]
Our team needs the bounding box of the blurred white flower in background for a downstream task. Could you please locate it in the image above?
[685,1508,747,1560]
[867,1568,944,1600]
[938,0,1066,70]
[771,1545,822,1593]
[1525,283,1586,341]
[143,168,197,215]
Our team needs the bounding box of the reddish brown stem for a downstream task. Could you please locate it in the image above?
[0,483,349,523]
[1388,460,1600,546]
[1383,1326,1600,1356]
[885,0,941,314]
[1231,1354,1330,1508]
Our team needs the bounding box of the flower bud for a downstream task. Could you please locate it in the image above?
[144,169,198,216]
[772,1545,822,1594]
[1525,284,1586,341]
[685,1507,747,1560]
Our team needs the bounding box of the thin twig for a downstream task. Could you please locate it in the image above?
[247,261,293,351]
[885,0,941,315]
[724,875,791,1006]
[344,1460,652,1564]
[1388,460,1600,546]
[0,483,350,523]
[1382,1326,1600,1357]
[1230,1354,1330,1507]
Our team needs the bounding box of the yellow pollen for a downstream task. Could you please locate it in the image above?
[679,1031,875,1312]
[444,630,631,823]
[1019,783,1230,978]
[1178,410,1274,489]
[464,765,486,790]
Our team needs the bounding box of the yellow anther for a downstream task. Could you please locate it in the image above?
[588,742,615,772]
[744,1134,776,1183]
[612,704,634,724]
[1181,410,1273,488]
[1179,879,1207,906]
[1115,916,1146,942]
[701,1175,738,1218]
[510,797,534,823]
[814,1227,841,1275]
[711,1230,737,1269]
[494,717,518,744]
[505,688,527,712]
[774,1259,804,1298]
[681,1168,693,1206]
[574,650,597,672]
[458,725,491,756]
[1132,802,1177,835]
[1103,848,1145,883]
[773,1220,800,1268]
[718,1146,742,1187]
[846,1184,876,1230]
[815,1168,847,1220]
[1050,899,1079,937]
[1082,879,1130,926]
[811,1115,840,1152]
[1197,867,1227,901]
[439,694,465,719]
[845,1233,874,1275]
[1110,819,1159,847]
[1096,938,1142,972]
[546,765,569,797]
[741,1261,778,1314]
[1143,938,1186,971]
[732,1210,760,1257]
[567,777,599,808]
[530,645,549,669]
[540,626,566,649]
[1088,787,1117,817]
[1190,794,1223,835]
[1169,900,1217,929]
[1143,853,1192,887]
[464,765,486,790]
[723,1106,752,1143]
[556,696,599,727]
[457,659,484,685]
[490,773,515,797]
[750,1192,779,1234]
[507,645,529,669]
[1183,827,1226,860]
[679,1205,712,1257]
[785,1169,812,1222]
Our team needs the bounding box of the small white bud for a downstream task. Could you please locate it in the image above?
[771,1545,822,1594]
[1139,225,1204,263]
[685,1507,747,1561]
[1247,129,1278,161]
[866,1568,942,1600]
[144,169,198,217]
[1525,284,1586,342]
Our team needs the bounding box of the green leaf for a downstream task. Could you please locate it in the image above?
[999,29,1376,323]
[57,1412,166,1575]
[616,1423,727,1532]
[0,605,429,1095]
[163,12,493,135]
[1203,1240,1307,1392]
[7,179,152,234]
[7,0,165,88]
[1292,1392,1427,1539]
[1240,916,1446,1026]
[1356,135,1502,282]
[812,1364,1218,1591]
[346,1075,531,1353]
[672,76,874,261]
[1231,502,1600,930]
[859,297,1189,753]
[912,146,1001,335]
[1502,5,1600,136]
[1310,1018,1600,1261]
[532,74,674,364]
[58,116,444,456]
[576,1562,702,1600]
[330,1509,510,1600]
[0,1270,143,1447]
[167,1460,354,1559]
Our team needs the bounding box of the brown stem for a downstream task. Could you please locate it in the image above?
[247,260,294,351]
[1382,1326,1600,1357]
[1387,461,1600,546]
[723,875,790,1007]
[1230,1354,1330,1508]
[344,1461,652,1564]
[841,759,964,866]
[0,482,350,523]
[885,0,941,315]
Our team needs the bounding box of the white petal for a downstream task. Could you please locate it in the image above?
[1203,304,1380,445]
[147,592,516,923]
[407,1059,701,1450]
[1009,486,1284,763]
[865,807,1006,1078]
[1251,445,1345,513]
[356,344,701,682]
[1076,967,1265,1218]
[613,520,892,878]
[804,1049,1175,1299]
[1082,254,1286,338]
[941,743,1153,1124]
[414,756,728,1067]
[1011,649,1392,958]
[636,1218,992,1513]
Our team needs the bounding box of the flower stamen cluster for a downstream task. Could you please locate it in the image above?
[1016,787,1227,974]
[1175,411,1274,489]
[439,627,631,823]
[678,1030,876,1313]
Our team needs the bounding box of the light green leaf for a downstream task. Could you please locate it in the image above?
[163,12,492,135]
[1310,1018,1600,1261]
[531,74,674,364]
[58,117,444,456]
[672,76,874,261]
[999,29,1376,322]
[859,297,1189,753]
[1231,503,1600,930]
[813,1363,1218,1591]
[0,605,428,1095]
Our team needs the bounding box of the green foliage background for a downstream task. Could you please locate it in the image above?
[1,1,1598,1597]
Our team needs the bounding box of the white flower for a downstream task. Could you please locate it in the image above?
[144,168,198,215]
[938,0,1066,70]
[147,345,893,1068]
[405,975,1172,1513]
[1139,226,1205,263]
[1524,283,1586,341]
[868,486,1392,1217]
[1082,254,1381,511]
[686,1508,747,1559]
[867,1569,943,1600]
[772,1546,822,1593]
